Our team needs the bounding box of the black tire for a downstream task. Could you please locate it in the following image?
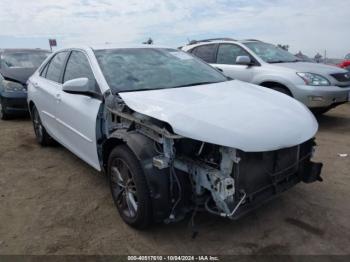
[269,86,292,96]
[311,107,331,116]
[0,99,10,120]
[31,105,55,146]
[108,145,152,229]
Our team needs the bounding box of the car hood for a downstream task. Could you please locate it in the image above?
[119,80,318,152]
[276,61,347,75]
[0,67,36,85]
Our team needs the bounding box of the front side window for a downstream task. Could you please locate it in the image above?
[40,63,50,77]
[346,54,350,60]
[63,51,97,91]
[94,48,227,93]
[45,52,69,83]
[1,51,49,69]
[216,44,250,65]
[245,42,299,63]
[191,44,217,63]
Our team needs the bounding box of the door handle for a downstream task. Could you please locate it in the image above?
[56,94,62,103]
[32,82,39,88]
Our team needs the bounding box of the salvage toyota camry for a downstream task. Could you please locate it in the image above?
[27,45,323,229]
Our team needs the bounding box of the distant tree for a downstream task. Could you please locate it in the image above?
[295,51,303,58]
[277,44,289,51]
[143,38,154,45]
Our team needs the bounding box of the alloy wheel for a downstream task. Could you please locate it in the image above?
[33,109,43,140]
[110,158,138,218]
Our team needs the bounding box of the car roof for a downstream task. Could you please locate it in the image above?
[62,44,176,52]
[183,38,263,47]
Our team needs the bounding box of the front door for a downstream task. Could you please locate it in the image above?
[213,44,255,83]
[55,51,102,171]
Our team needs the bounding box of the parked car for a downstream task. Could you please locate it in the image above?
[27,45,323,228]
[295,52,315,63]
[0,49,50,119]
[182,39,350,114]
[338,54,350,71]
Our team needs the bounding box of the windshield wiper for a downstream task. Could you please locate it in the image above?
[117,81,224,94]
[269,60,301,64]
[172,81,222,88]
[269,60,289,64]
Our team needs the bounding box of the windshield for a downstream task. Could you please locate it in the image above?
[1,51,50,68]
[94,48,227,93]
[245,42,299,63]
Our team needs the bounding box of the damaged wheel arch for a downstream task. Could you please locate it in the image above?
[101,130,173,223]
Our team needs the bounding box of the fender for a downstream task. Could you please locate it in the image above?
[252,74,297,96]
[104,129,172,223]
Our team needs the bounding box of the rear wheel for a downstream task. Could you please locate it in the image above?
[0,99,10,120]
[31,106,55,146]
[108,145,152,229]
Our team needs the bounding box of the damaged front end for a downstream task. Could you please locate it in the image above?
[102,93,323,223]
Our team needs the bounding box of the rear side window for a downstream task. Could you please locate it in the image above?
[217,44,250,65]
[45,52,69,83]
[63,51,97,91]
[191,44,217,63]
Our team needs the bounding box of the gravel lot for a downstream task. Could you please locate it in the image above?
[0,104,349,255]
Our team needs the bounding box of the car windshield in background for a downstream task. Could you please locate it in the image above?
[245,42,300,63]
[1,51,50,68]
[94,48,227,93]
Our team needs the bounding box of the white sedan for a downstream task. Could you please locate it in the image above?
[27,45,323,229]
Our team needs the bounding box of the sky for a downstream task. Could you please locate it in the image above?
[0,0,349,58]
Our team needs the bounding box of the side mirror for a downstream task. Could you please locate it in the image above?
[236,56,252,66]
[63,78,93,96]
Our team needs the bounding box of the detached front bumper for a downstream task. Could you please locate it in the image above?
[294,85,350,108]
[0,91,28,115]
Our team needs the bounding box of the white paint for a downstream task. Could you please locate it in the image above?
[120,80,318,152]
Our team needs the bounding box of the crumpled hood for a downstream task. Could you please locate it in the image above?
[119,80,318,152]
[276,62,347,75]
[0,67,36,85]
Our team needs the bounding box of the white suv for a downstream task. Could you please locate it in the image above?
[182,39,350,114]
[27,45,322,228]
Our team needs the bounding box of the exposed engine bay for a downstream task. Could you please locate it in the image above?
[102,93,323,223]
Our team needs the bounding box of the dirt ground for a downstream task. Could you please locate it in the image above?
[0,104,349,255]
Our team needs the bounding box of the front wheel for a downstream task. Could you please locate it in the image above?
[0,99,10,120]
[269,86,292,96]
[108,145,152,229]
[31,105,55,146]
[311,107,332,116]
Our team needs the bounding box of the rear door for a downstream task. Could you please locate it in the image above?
[214,44,255,82]
[190,44,218,64]
[55,50,102,171]
[33,52,69,139]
